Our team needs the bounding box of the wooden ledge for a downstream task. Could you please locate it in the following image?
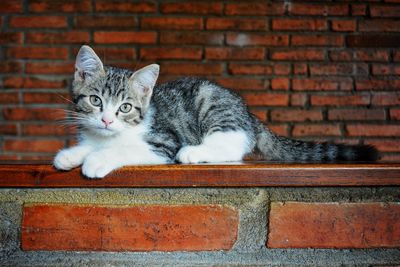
[0,162,399,188]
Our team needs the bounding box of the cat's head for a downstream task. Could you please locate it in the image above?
[71,45,159,136]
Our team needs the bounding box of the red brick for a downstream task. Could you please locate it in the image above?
[226,33,288,46]
[9,16,67,28]
[205,47,265,60]
[351,4,367,16]
[268,202,400,248]
[160,32,223,45]
[0,0,22,12]
[394,51,400,62]
[271,109,323,122]
[372,93,400,106]
[141,17,203,30]
[140,47,202,60]
[0,32,23,44]
[161,2,222,14]
[26,32,89,44]
[75,15,136,28]
[292,35,344,47]
[329,51,353,61]
[370,6,400,17]
[206,18,267,31]
[0,61,22,73]
[95,1,156,13]
[310,63,368,75]
[3,108,64,121]
[242,93,289,106]
[0,93,19,104]
[271,78,289,90]
[225,3,285,15]
[311,94,370,106]
[0,124,18,135]
[372,64,400,75]
[268,124,289,136]
[346,124,400,136]
[292,78,352,91]
[3,77,66,89]
[22,204,238,251]
[272,19,327,31]
[354,50,390,62]
[29,0,91,12]
[356,79,400,90]
[215,78,265,91]
[228,63,273,75]
[7,47,68,60]
[391,108,400,120]
[290,94,308,106]
[249,109,267,122]
[160,63,223,75]
[94,31,156,44]
[331,20,356,32]
[380,154,400,162]
[23,93,70,104]
[22,124,74,136]
[359,20,400,32]
[292,124,341,137]
[349,35,400,48]
[289,3,348,16]
[4,139,64,153]
[328,109,386,121]
[26,62,74,74]
[366,139,400,152]
[293,63,308,75]
[271,49,325,61]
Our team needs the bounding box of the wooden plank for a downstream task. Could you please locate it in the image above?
[0,162,399,187]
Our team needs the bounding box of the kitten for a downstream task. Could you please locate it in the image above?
[54,45,378,178]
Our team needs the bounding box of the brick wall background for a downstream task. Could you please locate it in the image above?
[0,0,399,161]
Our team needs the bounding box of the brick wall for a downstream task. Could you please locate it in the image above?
[0,0,399,161]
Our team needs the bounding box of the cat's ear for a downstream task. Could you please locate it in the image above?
[129,64,159,98]
[74,45,104,83]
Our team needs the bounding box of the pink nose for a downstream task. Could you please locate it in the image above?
[101,118,114,127]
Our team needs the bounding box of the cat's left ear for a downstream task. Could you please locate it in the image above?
[129,64,159,98]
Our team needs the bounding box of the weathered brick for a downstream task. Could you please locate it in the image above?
[354,50,390,62]
[205,47,265,60]
[331,20,356,32]
[347,35,400,47]
[75,15,136,28]
[271,109,323,122]
[26,31,90,44]
[371,93,400,106]
[0,32,23,44]
[290,93,308,106]
[359,20,400,32]
[268,124,289,136]
[0,124,18,135]
[7,47,68,59]
[0,0,23,12]
[289,3,349,16]
[293,63,308,75]
[351,4,367,16]
[291,35,344,46]
[365,139,400,152]
[271,49,325,61]
[94,31,156,44]
[26,62,74,74]
[242,93,289,106]
[346,124,400,136]
[23,93,70,104]
[372,64,400,75]
[140,47,202,60]
[268,202,400,248]
[141,17,203,30]
[228,63,273,75]
[161,2,222,14]
[356,79,400,90]
[3,77,66,89]
[0,61,22,73]
[292,124,341,137]
[329,51,353,61]
[328,109,386,121]
[206,18,267,31]
[160,32,223,45]
[226,33,288,46]
[0,93,19,104]
[95,1,156,13]
[29,0,91,12]
[390,108,400,120]
[293,78,352,91]
[311,94,370,106]
[215,78,266,91]
[272,19,327,31]
[4,139,64,153]
[3,108,63,121]
[271,78,289,90]
[22,124,74,136]
[10,15,67,28]
[225,3,285,15]
[160,63,223,75]
[22,204,238,251]
[370,5,400,17]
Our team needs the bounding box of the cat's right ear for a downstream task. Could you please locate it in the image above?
[74,45,104,83]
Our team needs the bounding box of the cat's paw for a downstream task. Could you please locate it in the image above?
[176,145,209,164]
[54,149,83,170]
[81,152,117,179]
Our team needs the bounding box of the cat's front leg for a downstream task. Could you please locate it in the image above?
[54,145,94,170]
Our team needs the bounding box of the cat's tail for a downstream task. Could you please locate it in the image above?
[254,122,378,162]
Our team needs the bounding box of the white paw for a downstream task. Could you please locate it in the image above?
[54,149,83,170]
[81,152,117,179]
[176,145,210,164]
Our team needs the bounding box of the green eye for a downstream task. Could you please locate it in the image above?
[89,95,102,107]
[119,103,132,113]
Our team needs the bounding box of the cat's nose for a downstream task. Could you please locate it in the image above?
[101,118,114,127]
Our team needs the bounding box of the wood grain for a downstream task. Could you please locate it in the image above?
[0,162,399,187]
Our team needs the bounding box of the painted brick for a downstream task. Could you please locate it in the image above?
[22,204,238,251]
[94,31,156,44]
[292,124,341,137]
[268,202,400,248]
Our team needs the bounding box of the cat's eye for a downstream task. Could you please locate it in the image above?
[89,95,102,107]
[119,103,132,113]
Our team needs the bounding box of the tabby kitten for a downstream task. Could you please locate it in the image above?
[54,45,378,178]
